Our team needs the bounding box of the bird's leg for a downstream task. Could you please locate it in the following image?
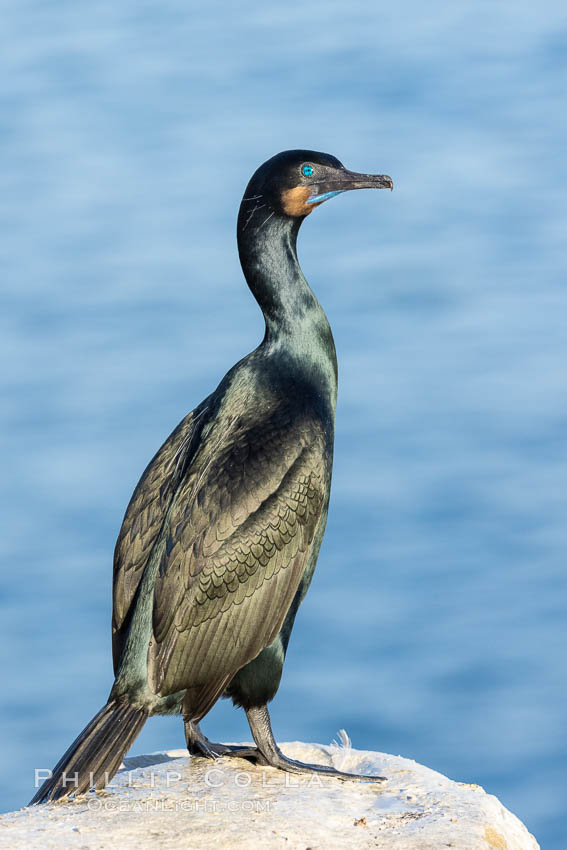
[244,704,386,783]
[184,718,258,760]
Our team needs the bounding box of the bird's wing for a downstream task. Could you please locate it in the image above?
[148,405,328,718]
[112,402,208,672]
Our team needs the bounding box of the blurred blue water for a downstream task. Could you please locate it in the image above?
[1,2,566,846]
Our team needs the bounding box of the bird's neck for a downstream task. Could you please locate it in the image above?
[237,208,337,408]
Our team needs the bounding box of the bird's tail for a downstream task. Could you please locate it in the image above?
[29,699,147,804]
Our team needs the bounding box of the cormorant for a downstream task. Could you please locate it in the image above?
[30,150,393,804]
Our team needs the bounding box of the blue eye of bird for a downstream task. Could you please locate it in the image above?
[302,165,314,177]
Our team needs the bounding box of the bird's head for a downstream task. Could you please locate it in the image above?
[239,149,393,228]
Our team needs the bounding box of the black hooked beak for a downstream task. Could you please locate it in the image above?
[306,169,394,205]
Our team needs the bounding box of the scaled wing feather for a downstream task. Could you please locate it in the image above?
[148,408,327,718]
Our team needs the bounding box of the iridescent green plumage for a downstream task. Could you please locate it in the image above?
[30,150,392,804]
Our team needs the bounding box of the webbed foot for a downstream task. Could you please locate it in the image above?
[245,705,386,783]
[184,719,258,761]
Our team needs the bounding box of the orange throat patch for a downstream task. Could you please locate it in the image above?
[281,186,318,217]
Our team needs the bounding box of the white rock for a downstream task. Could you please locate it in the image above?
[0,737,539,849]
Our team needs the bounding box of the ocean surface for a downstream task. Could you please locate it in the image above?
[1,2,566,846]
